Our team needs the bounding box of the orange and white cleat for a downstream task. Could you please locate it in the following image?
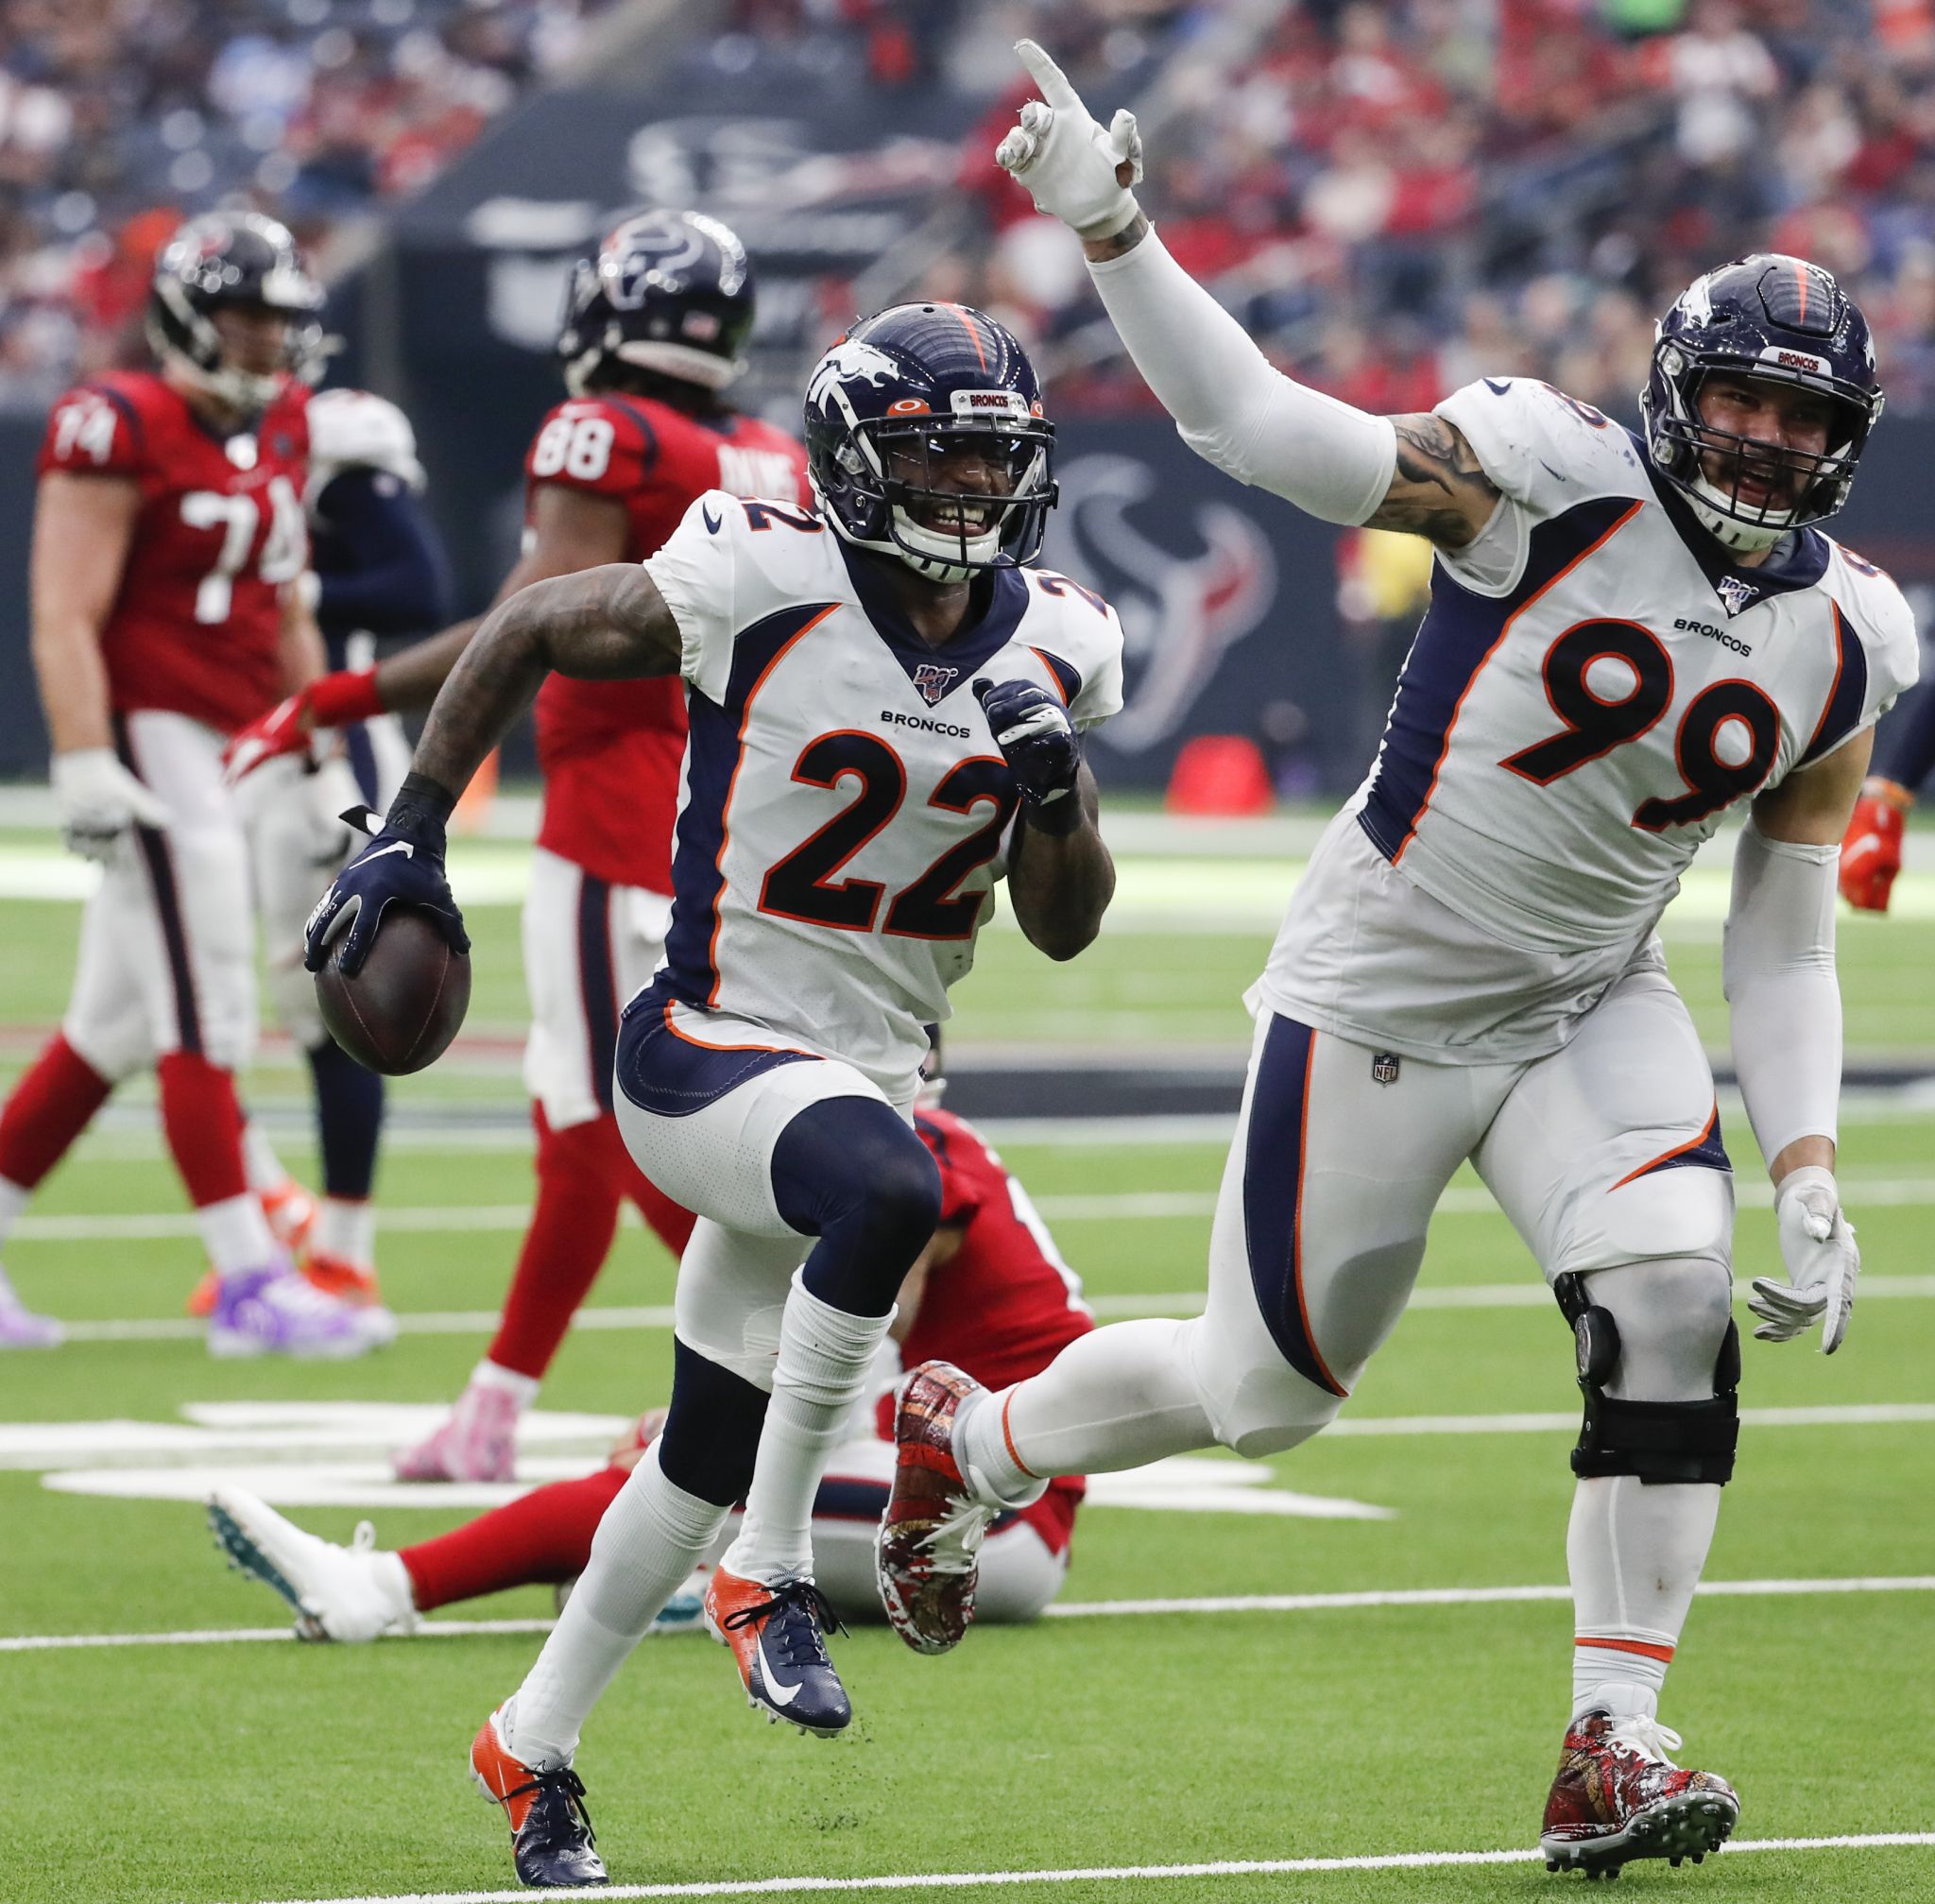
[186,1269,220,1317]
[471,1706,607,1889]
[301,1251,397,1347]
[703,1565,850,1737]
[1541,1709,1739,1878]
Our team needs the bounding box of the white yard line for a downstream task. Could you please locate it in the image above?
[21,1175,1935,1245]
[49,1278,1935,1344]
[10,1576,1935,1655]
[222,1834,1935,1903]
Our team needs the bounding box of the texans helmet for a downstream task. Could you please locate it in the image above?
[1641,254,1883,551]
[804,302,1055,584]
[557,209,755,396]
[146,211,325,412]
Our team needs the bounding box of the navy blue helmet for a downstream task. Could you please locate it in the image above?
[1640,254,1883,551]
[804,303,1055,583]
[146,211,325,411]
[557,209,755,397]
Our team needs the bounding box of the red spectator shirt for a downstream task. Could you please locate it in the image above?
[525,394,809,892]
[37,370,310,734]
[892,1103,1095,1554]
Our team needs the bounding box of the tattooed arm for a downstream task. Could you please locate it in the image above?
[1364,413,1500,549]
[411,563,681,798]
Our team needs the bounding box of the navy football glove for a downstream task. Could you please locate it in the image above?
[973,677,1082,833]
[303,772,470,976]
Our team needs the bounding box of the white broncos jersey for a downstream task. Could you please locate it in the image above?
[643,490,1123,1094]
[1260,376,1919,1062]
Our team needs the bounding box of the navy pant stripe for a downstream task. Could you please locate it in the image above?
[577,873,617,1115]
[1241,1016,1346,1398]
[112,716,202,1055]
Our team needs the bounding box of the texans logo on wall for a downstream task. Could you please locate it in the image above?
[1042,449,1292,775]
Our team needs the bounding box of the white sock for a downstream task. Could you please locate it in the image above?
[958,1318,1214,1504]
[0,1176,28,1251]
[373,1550,418,1619]
[242,1123,284,1197]
[722,1271,894,1584]
[473,1359,540,1406]
[505,1441,727,1768]
[203,1193,280,1278]
[317,1196,375,1265]
[1567,1475,1720,1723]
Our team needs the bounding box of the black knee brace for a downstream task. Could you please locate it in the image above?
[1553,1272,1740,1486]
[656,1339,769,1508]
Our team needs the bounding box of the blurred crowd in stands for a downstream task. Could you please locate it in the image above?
[9,0,1935,422]
[0,0,616,399]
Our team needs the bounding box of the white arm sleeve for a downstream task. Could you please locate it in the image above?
[1722,819,1842,1164]
[1086,232,1396,525]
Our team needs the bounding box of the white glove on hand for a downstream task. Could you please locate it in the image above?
[304,751,368,867]
[1750,1164,1859,1353]
[995,39,1143,240]
[50,746,171,861]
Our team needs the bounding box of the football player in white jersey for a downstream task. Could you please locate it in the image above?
[866,43,1920,1885]
[301,301,1123,1886]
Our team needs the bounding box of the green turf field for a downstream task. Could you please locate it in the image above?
[2,837,1932,1904]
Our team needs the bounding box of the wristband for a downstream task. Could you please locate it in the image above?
[308,667,384,728]
[385,770,457,851]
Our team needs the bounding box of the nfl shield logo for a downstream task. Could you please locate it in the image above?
[1716,575,1757,618]
[912,663,958,706]
[1371,1052,1400,1086]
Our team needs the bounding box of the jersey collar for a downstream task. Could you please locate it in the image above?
[1631,428,1830,616]
[837,540,1029,705]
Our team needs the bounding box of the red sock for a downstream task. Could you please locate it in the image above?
[485,1109,626,1381]
[400,1467,627,1611]
[0,1034,111,1189]
[155,1051,248,1207]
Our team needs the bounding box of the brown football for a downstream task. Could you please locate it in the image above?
[315,907,471,1076]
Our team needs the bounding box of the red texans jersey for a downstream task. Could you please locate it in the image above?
[893,1104,1094,1552]
[526,393,808,890]
[37,370,310,733]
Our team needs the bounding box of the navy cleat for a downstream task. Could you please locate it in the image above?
[703,1567,851,1737]
[471,1707,608,1889]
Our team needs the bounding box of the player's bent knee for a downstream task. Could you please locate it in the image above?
[656,1340,768,1508]
[1181,1312,1343,1457]
[1555,1263,1739,1488]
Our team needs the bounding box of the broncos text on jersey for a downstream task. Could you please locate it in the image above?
[38,370,310,734]
[642,489,1124,1095]
[524,393,809,892]
[1259,375,1918,1065]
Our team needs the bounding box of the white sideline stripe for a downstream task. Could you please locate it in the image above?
[227,1834,1935,1903]
[21,1175,1935,1244]
[50,1279,1935,1345]
[11,1576,1935,1655]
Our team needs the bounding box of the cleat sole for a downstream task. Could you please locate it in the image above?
[207,1500,322,1638]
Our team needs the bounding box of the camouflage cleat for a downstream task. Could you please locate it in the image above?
[874,1360,998,1656]
[1541,1710,1739,1879]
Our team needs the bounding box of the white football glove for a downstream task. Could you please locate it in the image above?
[50,746,171,861]
[995,39,1144,240]
[303,751,368,867]
[1749,1164,1859,1354]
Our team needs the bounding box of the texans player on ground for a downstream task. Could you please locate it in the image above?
[208,1080,1094,1640]
[868,43,1919,1885]
[0,214,368,1357]
[228,213,806,1476]
[302,302,1122,1885]
[1838,676,1934,910]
